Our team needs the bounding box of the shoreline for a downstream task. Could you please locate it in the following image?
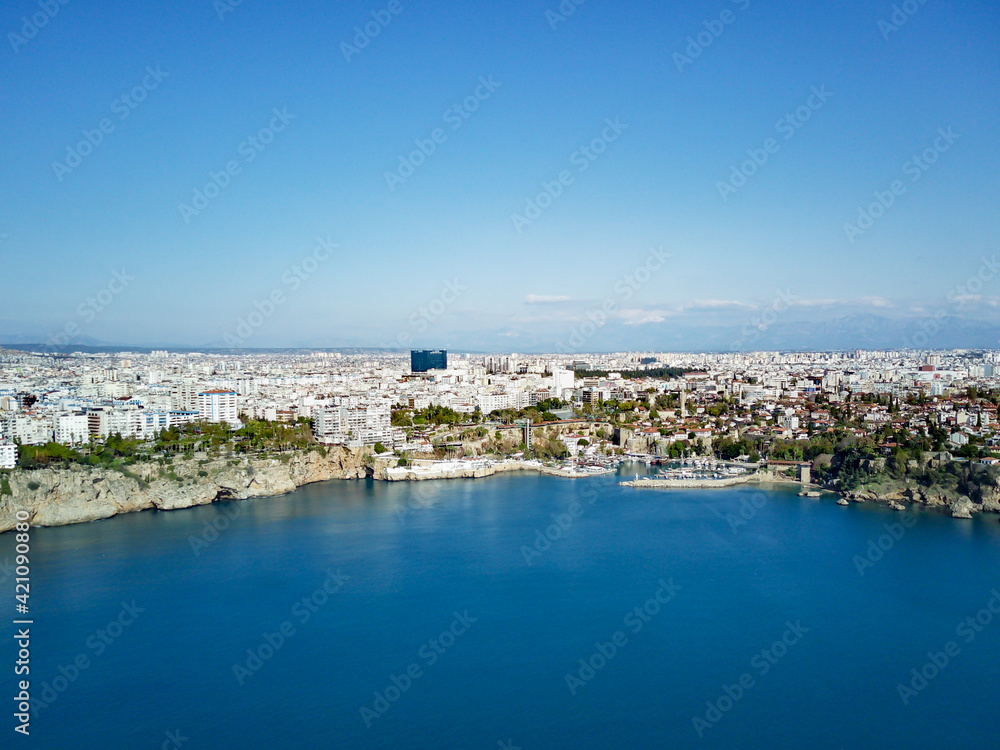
[383,458,615,481]
[0,452,621,532]
[3,453,997,532]
[618,470,999,520]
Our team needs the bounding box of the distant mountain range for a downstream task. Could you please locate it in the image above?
[3,314,1000,354]
[713,313,1000,352]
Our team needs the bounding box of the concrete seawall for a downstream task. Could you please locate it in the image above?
[620,473,756,489]
[384,460,540,481]
[385,460,617,481]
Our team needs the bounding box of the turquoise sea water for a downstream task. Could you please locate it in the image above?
[3,467,1000,749]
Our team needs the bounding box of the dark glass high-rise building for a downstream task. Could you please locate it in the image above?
[410,349,447,372]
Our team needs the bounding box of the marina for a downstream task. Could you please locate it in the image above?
[622,456,757,487]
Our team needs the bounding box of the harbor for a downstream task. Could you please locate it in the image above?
[620,456,759,489]
[384,456,619,481]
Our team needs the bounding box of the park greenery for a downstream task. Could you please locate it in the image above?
[392,399,569,429]
[11,417,325,472]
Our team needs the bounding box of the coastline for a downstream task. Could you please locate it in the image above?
[385,458,616,481]
[618,468,1000,520]
[0,451,616,532]
[4,452,998,533]
[0,447,379,533]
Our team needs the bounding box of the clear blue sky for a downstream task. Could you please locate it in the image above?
[1,0,998,351]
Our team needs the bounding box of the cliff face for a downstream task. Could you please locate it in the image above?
[0,448,394,532]
[841,479,1000,518]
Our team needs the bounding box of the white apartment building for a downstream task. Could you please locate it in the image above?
[312,403,394,447]
[448,397,476,413]
[197,390,239,425]
[312,407,342,443]
[0,442,16,470]
[409,395,432,410]
[551,367,575,396]
[15,415,52,445]
[0,414,13,441]
[347,403,394,448]
[142,411,171,437]
[169,410,200,427]
[53,412,90,444]
[780,414,800,431]
[81,406,173,441]
[171,383,203,411]
[90,407,145,440]
[478,393,509,414]
[507,390,531,410]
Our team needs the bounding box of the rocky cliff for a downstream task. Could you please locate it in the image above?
[0,448,395,532]
[840,478,1000,518]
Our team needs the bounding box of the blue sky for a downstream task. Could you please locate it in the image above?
[1,0,998,351]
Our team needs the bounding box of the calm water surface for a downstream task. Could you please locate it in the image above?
[3,466,1000,749]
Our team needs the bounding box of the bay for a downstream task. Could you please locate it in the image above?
[4,466,1000,749]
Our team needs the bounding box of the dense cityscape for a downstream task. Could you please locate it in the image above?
[3,346,1000,510]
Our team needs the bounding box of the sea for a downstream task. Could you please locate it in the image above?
[3,464,1000,749]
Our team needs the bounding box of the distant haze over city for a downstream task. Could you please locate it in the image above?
[3,311,1000,354]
